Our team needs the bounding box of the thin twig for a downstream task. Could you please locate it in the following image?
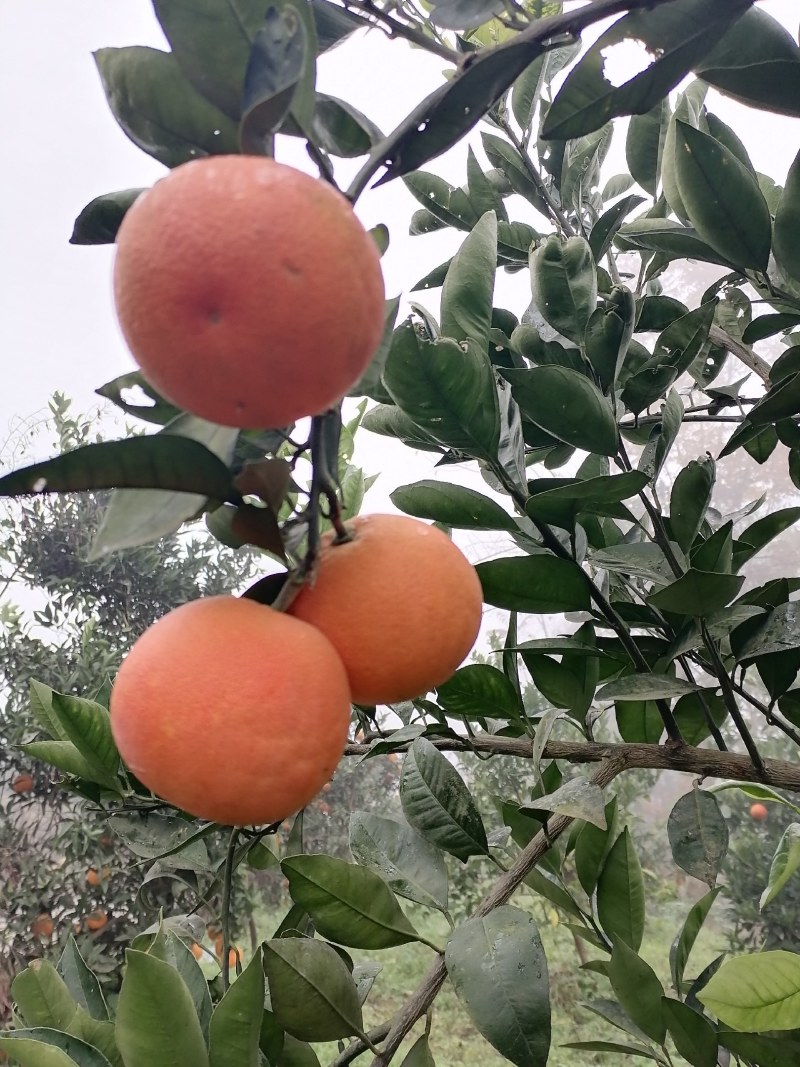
[495,113,574,235]
[342,0,460,62]
[700,620,765,778]
[221,827,239,992]
[731,679,800,748]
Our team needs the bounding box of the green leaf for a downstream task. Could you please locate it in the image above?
[115,950,209,1067]
[482,133,548,214]
[735,602,800,662]
[70,188,144,245]
[133,933,212,1036]
[0,1031,111,1067]
[719,1030,800,1067]
[584,288,636,393]
[240,0,315,153]
[591,541,684,585]
[437,664,521,721]
[522,778,606,830]
[94,46,239,167]
[670,887,722,992]
[445,906,550,1067]
[626,100,669,197]
[748,372,800,426]
[674,120,772,271]
[399,1034,437,1067]
[349,812,448,912]
[525,471,648,530]
[667,789,728,887]
[57,938,109,1022]
[282,855,420,949]
[597,675,699,702]
[12,961,78,1030]
[561,1040,662,1061]
[661,997,718,1067]
[90,415,239,559]
[670,456,715,553]
[647,569,744,617]
[590,198,646,264]
[95,371,182,426]
[698,951,800,1031]
[615,701,663,745]
[672,689,727,746]
[597,828,645,951]
[501,366,618,456]
[383,324,500,461]
[400,737,488,863]
[48,694,120,791]
[440,211,497,353]
[761,824,800,909]
[774,148,800,280]
[390,480,515,531]
[208,948,264,1067]
[476,555,591,614]
[697,6,800,118]
[20,740,104,788]
[575,799,619,896]
[608,938,666,1044]
[530,235,597,345]
[263,938,363,1041]
[0,435,234,501]
[541,0,750,141]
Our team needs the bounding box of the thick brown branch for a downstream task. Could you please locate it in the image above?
[345,736,800,793]
[708,325,770,385]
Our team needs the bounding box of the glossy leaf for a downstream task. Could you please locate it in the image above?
[281,854,420,949]
[530,235,597,345]
[661,997,718,1067]
[208,949,264,1067]
[647,569,744,617]
[445,907,550,1067]
[400,737,488,862]
[501,366,617,456]
[670,456,715,553]
[437,664,521,721]
[115,950,209,1067]
[390,480,515,531]
[584,288,636,393]
[761,824,800,909]
[674,120,772,271]
[383,324,500,461]
[597,674,698,702]
[263,938,363,1041]
[667,789,729,887]
[440,211,497,352]
[477,555,590,614]
[575,798,619,896]
[698,950,800,1031]
[541,0,750,140]
[608,938,666,1044]
[597,828,645,951]
[94,47,239,167]
[670,887,722,992]
[774,147,800,281]
[626,100,669,197]
[349,811,448,912]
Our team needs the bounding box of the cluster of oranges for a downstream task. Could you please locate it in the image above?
[108,154,483,828]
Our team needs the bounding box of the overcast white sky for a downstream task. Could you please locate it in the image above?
[0,1,798,583]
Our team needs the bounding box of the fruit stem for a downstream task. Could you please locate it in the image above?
[221,826,239,991]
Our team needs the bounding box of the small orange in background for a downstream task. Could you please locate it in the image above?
[86,910,109,932]
[86,866,110,886]
[31,913,54,938]
[226,946,243,969]
[190,942,204,960]
[11,773,34,794]
[289,514,483,705]
[750,802,769,822]
[113,155,385,430]
[109,596,352,826]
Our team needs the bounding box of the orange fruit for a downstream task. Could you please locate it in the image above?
[86,910,109,932]
[86,866,110,886]
[31,913,54,938]
[190,942,204,960]
[289,514,483,704]
[226,946,243,969]
[750,802,769,822]
[109,596,352,825]
[113,155,385,429]
[11,773,34,794]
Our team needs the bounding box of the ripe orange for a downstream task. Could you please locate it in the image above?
[190,942,204,960]
[750,802,769,822]
[113,155,385,429]
[31,913,54,938]
[11,773,34,794]
[109,596,352,825]
[86,910,109,932]
[86,866,110,886]
[289,514,483,705]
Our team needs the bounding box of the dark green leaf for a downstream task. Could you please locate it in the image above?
[400,737,488,863]
[440,211,497,351]
[445,907,550,1067]
[399,1035,436,1067]
[501,366,617,456]
[530,235,597,345]
[263,938,363,1041]
[70,188,144,245]
[626,100,669,197]
[57,939,109,1022]
[208,949,264,1067]
[662,997,718,1067]
[94,47,239,167]
[670,887,722,992]
[437,664,521,720]
[575,799,619,896]
[477,555,591,614]
[670,456,715,553]
[672,690,727,747]
[667,789,729,887]
[598,675,698,702]
[589,196,645,262]
[281,855,420,949]
[648,569,744,616]
[608,938,666,1044]
[0,1030,111,1067]
[597,828,645,951]
[96,371,183,426]
[391,480,515,531]
[585,288,636,393]
[774,147,800,281]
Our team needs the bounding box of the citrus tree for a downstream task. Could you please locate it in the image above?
[3,1,800,1066]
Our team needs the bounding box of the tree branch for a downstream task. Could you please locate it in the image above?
[345,736,800,793]
[708,325,771,385]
